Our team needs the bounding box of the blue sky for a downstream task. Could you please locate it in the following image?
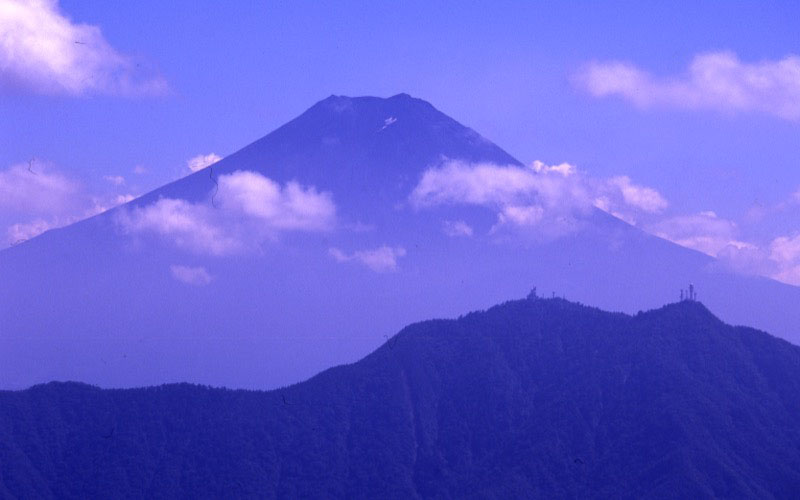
[2,0,800,282]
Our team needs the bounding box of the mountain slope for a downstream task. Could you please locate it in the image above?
[1,298,800,498]
[133,93,521,215]
[2,93,800,390]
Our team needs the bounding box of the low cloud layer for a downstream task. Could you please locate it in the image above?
[576,51,800,120]
[0,0,167,96]
[410,160,667,236]
[329,245,406,273]
[118,170,336,255]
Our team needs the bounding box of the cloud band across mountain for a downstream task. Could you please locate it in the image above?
[410,160,667,236]
[117,170,336,255]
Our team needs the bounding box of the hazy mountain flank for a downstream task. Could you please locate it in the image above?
[2,94,800,390]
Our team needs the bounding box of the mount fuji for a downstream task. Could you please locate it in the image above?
[2,93,799,389]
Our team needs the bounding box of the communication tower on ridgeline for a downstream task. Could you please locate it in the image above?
[680,284,698,302]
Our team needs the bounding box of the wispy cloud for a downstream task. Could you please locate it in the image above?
[410,160,667,236]
[576,51,800,120]
[114,193,135,205]
[647,211,750,257]
[646,210,800,286]
[329,245,406,273]
[117,170,336,255]
[170,264,213,286]
[408,159,800,287]
[442,220,473,237]
[769,235,800,285]
[603,176,667,214]
[118,198,242,255]
[0,0,167,96]
[187,153,222,173]
[7,219,53,244]
[218,171,334,232]
[0,161,80,215]
[0,161,135,245]
[104,175,125,186]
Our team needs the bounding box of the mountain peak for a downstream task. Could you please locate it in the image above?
[184,92,522,214]
[313,92,431,112]
[124,92,520,212]
[639,299,720,324]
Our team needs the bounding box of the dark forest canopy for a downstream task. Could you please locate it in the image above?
[2,297,800,498]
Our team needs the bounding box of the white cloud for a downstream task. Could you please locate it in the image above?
[496,205,545,227]
[410,160,666,235]
[774,266,800,286]
[104,175,125,186]
[187,153,222,173]
[0,161,138,245]
[7,218,53,244]
[605,176,668,213]
[742,234,800,286]
[114,193,135,205]
[577,51,800,120]
[0,162,80,215]
[716,243,775,278]
[442,220,473,237]
[217,171,334,231]
[118,170,335,255]
[768,234,800,286]
[770,234,800,265]
[329,245,406,273]
[411,161,562,208]
[0,0,167,96]
[647,211,747,257]
[170,264,213,286]
[133,165,147,175]
[644,211,800,286]
[118,198,241,255]
[380,116,398,131]
[0,161,83,244]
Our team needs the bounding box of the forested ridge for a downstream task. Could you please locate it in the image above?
[2,297,800,498]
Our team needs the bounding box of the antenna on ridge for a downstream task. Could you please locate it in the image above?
[680,284,698,302]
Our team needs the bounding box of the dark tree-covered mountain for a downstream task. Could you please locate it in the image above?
[2,298,800,498]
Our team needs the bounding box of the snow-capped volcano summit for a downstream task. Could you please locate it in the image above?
[2,94,799,390]
[137,93,520,215]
